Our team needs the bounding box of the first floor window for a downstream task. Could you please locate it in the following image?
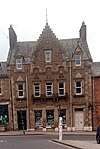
[46,83,52,96]
[18,83,24,98]
[0,80,1,95]
[75,80,82,95]
[34,83,40,97]
[58,82,65,96]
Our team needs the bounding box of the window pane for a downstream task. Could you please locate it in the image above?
[18,84,23,90]
[58,82,65,95]
[46,110,54,126]
[18,83,24,97]
[34,110,42,127]
[19,91,23,96]
[76,80,82,94]
[0,105,9,124]
[16,58,22,69]
[75,55,81,65]
[46,83,52,96]
[34,83,40,97]
[45,50,51,62]
[59,82,64,88]
[76,81,81,87]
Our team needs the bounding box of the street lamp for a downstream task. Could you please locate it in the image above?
[56,104,62,141]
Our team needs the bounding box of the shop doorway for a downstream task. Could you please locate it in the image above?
[17,110,27,130]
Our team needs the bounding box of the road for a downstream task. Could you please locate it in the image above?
[0,134,95,149]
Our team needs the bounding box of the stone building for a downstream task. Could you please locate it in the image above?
[92,62,100,130]
[0,21,93,131]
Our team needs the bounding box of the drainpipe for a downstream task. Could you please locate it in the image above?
[69,61,72,130]
[10,77,14,130]
[26,74,29,130]
[92,76,95,130]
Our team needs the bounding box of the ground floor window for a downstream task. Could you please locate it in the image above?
[34,110,42,127]
[58,109,66,125]
[0,105,9,125]
[46,110,54,126]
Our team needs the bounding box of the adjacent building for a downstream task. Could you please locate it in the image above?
[0,21,94,131]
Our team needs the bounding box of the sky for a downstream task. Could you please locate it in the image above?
[0,0,100,62]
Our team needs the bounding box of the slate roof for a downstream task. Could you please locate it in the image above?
[91,62,100,77]
[7,41,37,64]
[60,39,92,60]
[0,62,7,76]
[6,23,92,65]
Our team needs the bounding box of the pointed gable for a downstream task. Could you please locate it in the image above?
[74,41,83,53]
[37,23,61,49]
[14,47,24,58]
[75,72,82,78]
[17,76,24,82]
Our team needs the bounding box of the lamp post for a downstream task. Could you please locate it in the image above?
[56,104,62,141]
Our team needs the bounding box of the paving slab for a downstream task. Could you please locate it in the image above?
[52,139,100,149]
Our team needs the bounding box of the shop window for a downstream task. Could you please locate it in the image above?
[0,105,9,125]
[58,109,66,125]
[46,110,54,126]
[34,110,42,127]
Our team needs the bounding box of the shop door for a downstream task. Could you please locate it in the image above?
[17,110,27,130]
[75,111,84,130]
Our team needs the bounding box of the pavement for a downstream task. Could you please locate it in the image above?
[0,130,100,149]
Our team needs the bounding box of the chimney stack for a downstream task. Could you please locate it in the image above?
[79,21,86,42]
[8,25,17,49]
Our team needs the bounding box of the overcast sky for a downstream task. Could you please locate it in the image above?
[0,0,100,62]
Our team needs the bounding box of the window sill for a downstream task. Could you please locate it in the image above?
[16,97,27,100]
[73,94,85,97]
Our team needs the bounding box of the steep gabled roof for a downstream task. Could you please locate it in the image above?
[36,23,61,50]
[7,41,37,64]
[7,23,92,64]
[60,39,92,60]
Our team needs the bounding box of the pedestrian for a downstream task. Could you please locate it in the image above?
[96,122,100,144]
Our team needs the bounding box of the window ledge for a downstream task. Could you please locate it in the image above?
[73,94,85,97]
[16,97,27,100]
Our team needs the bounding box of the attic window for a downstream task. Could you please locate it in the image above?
[45,50,51,63]
[16,58,22,69]
[75,54,81,66]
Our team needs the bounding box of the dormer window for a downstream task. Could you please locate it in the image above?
[45,50,51,63]
[16,58,22,69]
[75,54,81,66]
